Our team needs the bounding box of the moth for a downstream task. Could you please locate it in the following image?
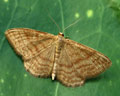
[5,28,111,87]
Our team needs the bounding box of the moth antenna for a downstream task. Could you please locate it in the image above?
[63,18,81,32]
[47,12,61,32]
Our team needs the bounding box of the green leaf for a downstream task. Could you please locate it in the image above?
[0,0,120,96]
[109,0,120,21]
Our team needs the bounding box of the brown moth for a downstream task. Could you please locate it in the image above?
[5,28,111,87]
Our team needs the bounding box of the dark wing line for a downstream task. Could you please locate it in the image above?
[5,28,57,60]
[6,33,56,60]
[56,47,85,87]
[65,39,111,60]
[25,41,56,61]
[65,39,96,51]
[64,45,85,79]
[64,39,111,78]
[24,43,56,77]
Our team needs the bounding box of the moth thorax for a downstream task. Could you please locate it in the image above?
[58,32,64,37]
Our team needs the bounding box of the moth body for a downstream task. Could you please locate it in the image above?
[52,32,65,80]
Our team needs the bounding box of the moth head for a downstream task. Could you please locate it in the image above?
[58,32,64,37]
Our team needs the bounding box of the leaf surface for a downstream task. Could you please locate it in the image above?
[0,0,120,96]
